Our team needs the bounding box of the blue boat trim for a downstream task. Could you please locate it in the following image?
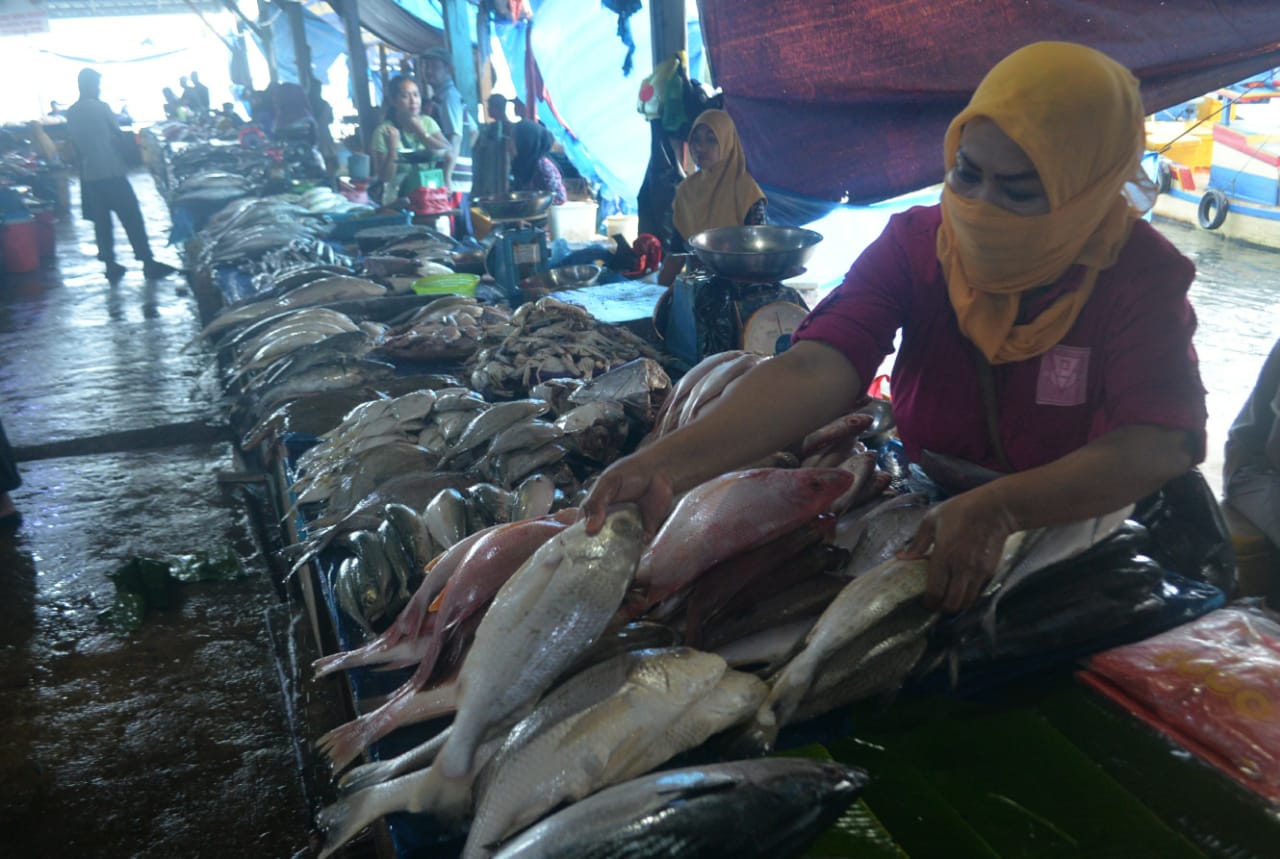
[1164,186,1280,221]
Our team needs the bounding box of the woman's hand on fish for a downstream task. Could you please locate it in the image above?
[581,451,675,538]
[898,488,1016,613]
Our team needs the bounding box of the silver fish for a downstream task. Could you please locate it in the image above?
[425,488,470,549]
[434,507,645,782]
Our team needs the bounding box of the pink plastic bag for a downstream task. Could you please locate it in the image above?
[1080,604,1280,805]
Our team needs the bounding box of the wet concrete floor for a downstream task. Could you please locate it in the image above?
[0,173,318,857]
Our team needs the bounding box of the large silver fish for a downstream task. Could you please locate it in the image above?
[435,507,646,781]
[464,650,760,859]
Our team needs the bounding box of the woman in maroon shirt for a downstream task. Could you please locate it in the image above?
[582,42,1207,613]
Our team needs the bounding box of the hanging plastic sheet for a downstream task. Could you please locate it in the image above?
[265,7,348,87]
[529,0,651,205]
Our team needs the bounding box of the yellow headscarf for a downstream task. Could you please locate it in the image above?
[937,42,1154,364]
[673,109,766,241]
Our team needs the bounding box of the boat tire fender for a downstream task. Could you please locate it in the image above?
[1198,189,1229,230]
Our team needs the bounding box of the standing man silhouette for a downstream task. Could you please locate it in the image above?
[64,68,177,281]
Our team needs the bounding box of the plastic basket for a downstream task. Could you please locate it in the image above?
[411,273,479,296]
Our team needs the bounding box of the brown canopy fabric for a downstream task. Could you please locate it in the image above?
[700,0,1280,202]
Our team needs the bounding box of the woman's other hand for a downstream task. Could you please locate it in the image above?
[898,487,1017,613]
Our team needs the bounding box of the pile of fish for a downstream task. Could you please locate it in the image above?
[190,196,335,270]
[173,180,1176,858]
[287,350,1166,857]
[372,296,511,362]
[467,297,662,399]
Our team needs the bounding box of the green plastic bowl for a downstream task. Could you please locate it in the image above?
[411,273,480,297]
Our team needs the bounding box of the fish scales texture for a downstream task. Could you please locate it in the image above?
[636,468,854,608]
[789,602,937,725]
[469,652,648,804]
[463,649,731,859]
[437,508,645,781]
[751,557,931,749]
[491,759,869,859]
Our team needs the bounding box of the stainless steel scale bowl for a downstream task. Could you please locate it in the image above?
[472,191,554,222]
[688,225,823,282]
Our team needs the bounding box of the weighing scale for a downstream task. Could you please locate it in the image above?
[485,222,550,295]
[664,267,810,364]
[472,193,555,296]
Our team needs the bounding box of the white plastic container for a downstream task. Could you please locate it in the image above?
[549,201,599,242]
[348,152,371,181]
[603,213,639,244]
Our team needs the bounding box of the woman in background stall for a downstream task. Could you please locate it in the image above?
[510,120,567,205]
[370,75,455,208]
[658,109,767,286]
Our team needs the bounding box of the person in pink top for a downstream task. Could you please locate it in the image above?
[582,42,1207,613]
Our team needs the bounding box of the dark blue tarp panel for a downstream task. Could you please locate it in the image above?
[700,0,1280,203]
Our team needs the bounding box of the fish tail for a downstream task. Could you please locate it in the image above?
[317,681,422,772]
[316,767,436,858]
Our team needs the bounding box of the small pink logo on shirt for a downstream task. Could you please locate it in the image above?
[1036,345,1090,406]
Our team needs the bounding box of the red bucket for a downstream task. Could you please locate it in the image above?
[1,218,39,274]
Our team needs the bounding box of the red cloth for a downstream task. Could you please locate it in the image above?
[700,1,1280,201]
[792,205,1207,471]
[1080,606,1280,806]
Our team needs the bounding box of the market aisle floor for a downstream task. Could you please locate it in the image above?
[0,173,311,857]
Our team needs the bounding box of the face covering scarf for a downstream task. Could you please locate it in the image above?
[936,41,1153,364]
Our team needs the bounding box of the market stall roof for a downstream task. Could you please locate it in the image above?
[352,0,446,55]
[45,0,221,16]
[700,0,1280,203]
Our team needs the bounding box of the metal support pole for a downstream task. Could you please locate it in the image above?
[441,0,478,124]
[335,0,376,146]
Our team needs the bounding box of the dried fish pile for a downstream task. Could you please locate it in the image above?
[467,297,662,399]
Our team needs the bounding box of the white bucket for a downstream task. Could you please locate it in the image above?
[603,213,639,244]
[348,152,371,181]
[549,201,599,242]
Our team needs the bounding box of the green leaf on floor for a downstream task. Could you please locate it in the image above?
[99,548,247,632]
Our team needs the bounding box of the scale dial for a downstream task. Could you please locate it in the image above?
[741,301,810,355]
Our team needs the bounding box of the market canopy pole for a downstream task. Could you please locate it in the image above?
[333,0,376,146]
[441,0,477,122]
[649,0,686,68]
[282,0,313,94]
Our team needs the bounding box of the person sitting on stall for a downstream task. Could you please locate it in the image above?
[370,74,455,208]
[658,108,767,286]
[1224,336,1280,550]
[510,120,567,205]
[583,41,1208,614]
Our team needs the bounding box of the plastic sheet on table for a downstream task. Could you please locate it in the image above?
[1080,602,1280,807]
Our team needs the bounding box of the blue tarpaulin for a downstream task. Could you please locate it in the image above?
[267,7,347,87]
